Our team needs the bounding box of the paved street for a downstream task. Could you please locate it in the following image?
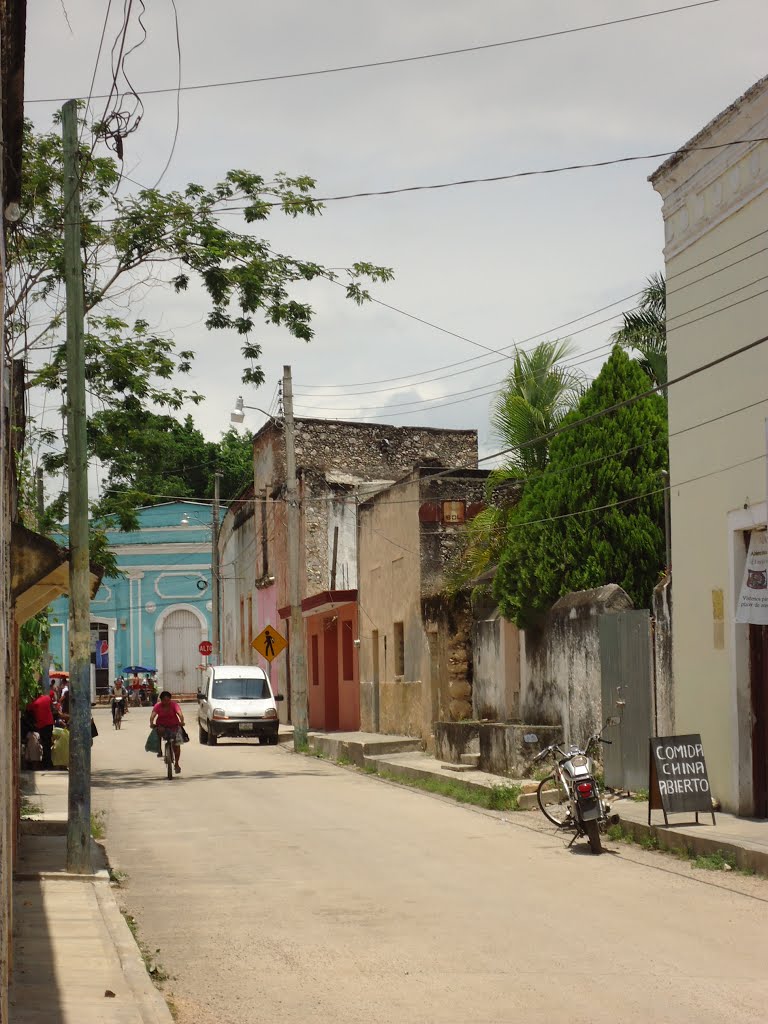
[91,708,768,1024]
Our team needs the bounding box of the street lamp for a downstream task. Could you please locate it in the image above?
[230,396,278,426]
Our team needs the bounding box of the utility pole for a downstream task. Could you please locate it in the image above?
[62,99,92,874]
[283,366,308,748]
[212,471,222,663]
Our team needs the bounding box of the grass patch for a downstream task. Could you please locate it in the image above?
[294,740,310,754]
[376,769,521,811]
[692,849,738,872]
[90,811,106,840]
[336,754,352,766]
[109,867,128,887]
[121,911,171,984]
[606,823,755,876]
[631,788,649,802]
[20,799,43,818]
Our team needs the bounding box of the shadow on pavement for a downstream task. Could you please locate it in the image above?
[92,767,327,788]
[10,877,65,1023]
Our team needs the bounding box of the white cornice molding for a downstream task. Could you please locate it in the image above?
[111,542,210,556]
[654,119,768,262]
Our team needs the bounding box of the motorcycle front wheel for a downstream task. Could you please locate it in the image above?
[536,776,573,828]
[584,818,602,855]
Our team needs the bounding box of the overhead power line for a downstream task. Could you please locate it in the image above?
[287,137,768,206]
[296,232,768,396]
[27,1,723,105]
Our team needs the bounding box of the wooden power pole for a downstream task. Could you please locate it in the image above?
[62,99,92,874]
[283,366,308,748]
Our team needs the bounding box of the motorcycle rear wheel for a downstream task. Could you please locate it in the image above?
[584,818,602,855]
[537,776,572,827]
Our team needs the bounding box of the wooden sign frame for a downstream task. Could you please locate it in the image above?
[648,735,716,827]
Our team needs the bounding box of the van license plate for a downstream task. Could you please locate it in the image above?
[240,723,254,732]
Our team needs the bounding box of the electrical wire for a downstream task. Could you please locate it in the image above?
[293,284,768,420]
[151,0,182,189]
[296,230,768,398]
[97,392,768,512]
[27,1,724,105]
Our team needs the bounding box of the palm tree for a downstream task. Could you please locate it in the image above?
[612,273,667,387]
[490,339,585,477]
[446,339,584,594]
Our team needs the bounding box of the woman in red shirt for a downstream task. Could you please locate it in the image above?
[149,691,186,774]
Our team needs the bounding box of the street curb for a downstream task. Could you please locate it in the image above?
[617,815,768,876]
[94,881,175,1024]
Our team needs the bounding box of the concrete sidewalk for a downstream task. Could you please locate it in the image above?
[307,729,768,873]
[10,772,172,1024]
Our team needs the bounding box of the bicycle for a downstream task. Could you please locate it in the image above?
[113,699,125,730]
[160,728,177,780]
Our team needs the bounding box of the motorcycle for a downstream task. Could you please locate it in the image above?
[529,721,618,855]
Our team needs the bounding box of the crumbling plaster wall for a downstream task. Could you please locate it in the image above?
[521,585,633,745]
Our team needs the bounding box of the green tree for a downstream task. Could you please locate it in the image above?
[612,273,667,387]
[446,340,583,594]
[13,117,391,526]
[87,414,254,528]
[493,347,668,627]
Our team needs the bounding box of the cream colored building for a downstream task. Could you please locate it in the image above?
[650,75,768,816]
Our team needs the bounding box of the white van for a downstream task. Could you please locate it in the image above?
[197,665,284,746]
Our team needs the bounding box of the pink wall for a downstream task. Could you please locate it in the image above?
[306,603,359,731]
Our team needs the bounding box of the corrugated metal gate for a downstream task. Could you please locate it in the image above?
[161,609,200,693]
[599,610,653,792]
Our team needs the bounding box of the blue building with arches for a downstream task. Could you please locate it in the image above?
[48,501,214,695]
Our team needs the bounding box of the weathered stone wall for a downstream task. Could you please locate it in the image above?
[294,419,478,480]
[653,574,674,735]
[252,420,478,608]
[434,721,562,776]
[418,470,487,597]
[521,585,634,746]
[472,609,521,722]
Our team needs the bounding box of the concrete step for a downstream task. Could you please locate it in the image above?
[441,763,475,773]
[308,732,423,767]
[460,753,480,768]
[518,788,559,811]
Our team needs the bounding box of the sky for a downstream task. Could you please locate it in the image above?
[22,0,768,499]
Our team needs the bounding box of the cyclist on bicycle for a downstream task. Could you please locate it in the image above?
[150,690,186,774]
[111,677,128,725]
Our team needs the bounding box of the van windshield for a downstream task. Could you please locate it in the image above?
[212,677,271,700]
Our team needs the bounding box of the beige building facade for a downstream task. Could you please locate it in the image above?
[358,467,487,744]
[651,75,768,815]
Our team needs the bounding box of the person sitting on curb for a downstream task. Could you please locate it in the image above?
[150,691,186,774]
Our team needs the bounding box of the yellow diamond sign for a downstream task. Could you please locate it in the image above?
[251,624,287,662]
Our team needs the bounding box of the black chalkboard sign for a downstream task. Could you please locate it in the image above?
[648,734,716,825]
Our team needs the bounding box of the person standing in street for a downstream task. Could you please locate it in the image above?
[26,690,54,769]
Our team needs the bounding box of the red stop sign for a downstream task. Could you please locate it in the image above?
[198,640,213,656]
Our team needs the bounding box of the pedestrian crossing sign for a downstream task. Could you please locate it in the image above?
[251,624,287,662]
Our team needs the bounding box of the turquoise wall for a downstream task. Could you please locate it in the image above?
[49,501,214,690]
